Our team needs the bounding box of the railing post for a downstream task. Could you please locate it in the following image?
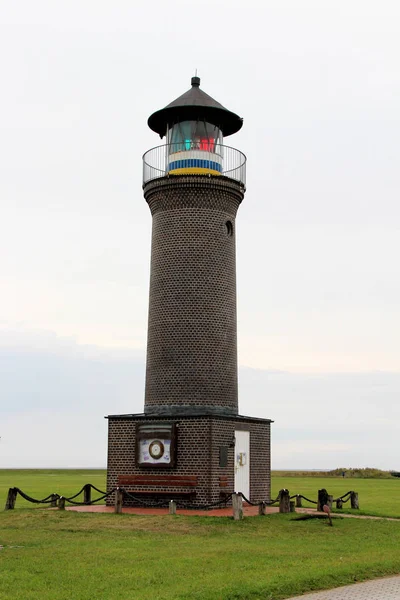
[258,501,267,516]
[114,488,123,514]
[290,500,296,513]
[232,493,243,520]
[58,496,66,510]
[336,498,343,509]
[5,487,17,510]
[350,491,359,509]
[317,489,329,511]
[83,484,91,504]
[279,489,290,513]
[50,494,58,507]
[296,495,302,508]
[169,500,176,515]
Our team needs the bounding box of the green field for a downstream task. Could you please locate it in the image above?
[1,470,400,600]
[271,475,400,519]
[0,470,107,509]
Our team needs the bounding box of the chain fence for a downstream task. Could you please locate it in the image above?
[64,490,116,506]
[5,484,357,512]
[15,488,58,504]
[290,494,318,505]
[7,484,113,508]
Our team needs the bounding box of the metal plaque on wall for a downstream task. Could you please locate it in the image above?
[136,422,177,468]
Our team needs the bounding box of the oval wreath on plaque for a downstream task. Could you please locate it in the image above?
[149,440,165,460]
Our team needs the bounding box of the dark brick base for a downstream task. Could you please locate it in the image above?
[106,413,271,507]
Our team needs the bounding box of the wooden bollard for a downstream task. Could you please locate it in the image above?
[279,489,290,513]
[296,495,302,508]
[327,495,333,509]
[5,488,17,510]
[336,498,343,509]
[83,484,91,504]
[350,491,359,509]
[289,500,295,513]
[317,489,329,512]
[58,496,66,510]
[169,500,177,515]
[114,488,123,514]
[232,493,243,520]
[258,502,267,516]
[50,494,58,508]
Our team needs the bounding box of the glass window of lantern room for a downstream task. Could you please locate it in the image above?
[192,122,223,152]
[167,122,192,152]
[167,121,222,154]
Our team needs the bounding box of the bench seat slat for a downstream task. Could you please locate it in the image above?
[118,475,198,487]
[125,481,197,487]
[123,490,196,496]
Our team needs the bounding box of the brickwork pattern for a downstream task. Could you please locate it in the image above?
[106,175,271,507]
[107,415,270,507]
[107,416,211,506]
[143,176,244,415]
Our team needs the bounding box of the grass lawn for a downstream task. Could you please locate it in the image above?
[2,508,400,600]
[1,471,400,599]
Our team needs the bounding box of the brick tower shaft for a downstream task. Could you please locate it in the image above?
[143,176,244,416]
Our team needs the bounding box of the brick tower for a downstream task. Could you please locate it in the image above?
[107,77,272,506]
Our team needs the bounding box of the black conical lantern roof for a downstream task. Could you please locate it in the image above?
[148,77,243,138]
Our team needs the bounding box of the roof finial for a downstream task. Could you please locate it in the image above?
[191,71,200,87]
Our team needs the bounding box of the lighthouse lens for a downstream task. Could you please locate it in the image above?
[167,121,222,153]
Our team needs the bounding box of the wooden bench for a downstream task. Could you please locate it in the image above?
[118,475,198,499]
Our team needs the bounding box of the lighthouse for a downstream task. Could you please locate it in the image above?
[107,77,272,506]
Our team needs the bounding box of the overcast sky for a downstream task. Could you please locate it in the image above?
[1,0,399,470]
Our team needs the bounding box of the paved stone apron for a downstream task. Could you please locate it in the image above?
[288,575,400,599]
[65,505,400,521]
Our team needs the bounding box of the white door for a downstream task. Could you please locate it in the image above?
[234,431,250,499]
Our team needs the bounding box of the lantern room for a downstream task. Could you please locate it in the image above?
[147,76,243,178]
[166,120,223,175]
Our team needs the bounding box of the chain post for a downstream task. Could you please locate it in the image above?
[115,488,123,514]
[5,488,17,510]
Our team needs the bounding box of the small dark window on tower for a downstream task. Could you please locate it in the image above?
[219,446,228,467]
[225,220,233,236]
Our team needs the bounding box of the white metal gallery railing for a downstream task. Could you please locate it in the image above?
[143,142,246,186]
